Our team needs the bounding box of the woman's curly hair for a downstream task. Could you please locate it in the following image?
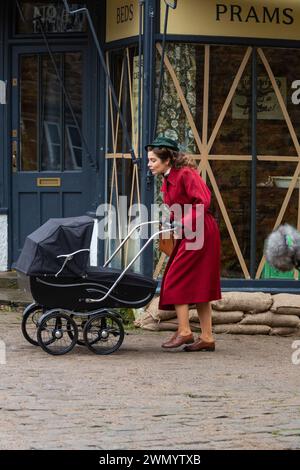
[147,147,197,169]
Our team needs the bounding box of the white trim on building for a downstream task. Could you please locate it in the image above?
[0,214,8,271]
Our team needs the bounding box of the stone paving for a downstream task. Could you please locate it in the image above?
[0,309,300,450]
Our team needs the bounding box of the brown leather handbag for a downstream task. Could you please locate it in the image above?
[159,228,175,256]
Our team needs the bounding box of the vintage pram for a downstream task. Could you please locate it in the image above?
[15,215,173,356]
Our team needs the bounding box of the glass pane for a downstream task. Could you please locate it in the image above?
[107,48,135,155]
[20,55,38,171]
[41,54,62,171]
[207,46,252,277]
[64,52,83,170]
[257,47,300,157]
[256,46,300,277]
[156,43,202,153]
[257,161,298,277]
[209,45,252,155]
[16,1,87,34]
[106,46,141,270]
[208,161,251,278]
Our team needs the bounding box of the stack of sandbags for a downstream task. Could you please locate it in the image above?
[211,291,273,335]
[134,292,300,336]
[269,293,300,335]
[134,296,244,332]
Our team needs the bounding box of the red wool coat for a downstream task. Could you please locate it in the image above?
[159,166,221,310]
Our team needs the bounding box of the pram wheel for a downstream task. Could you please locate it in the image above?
[37,310,78,355]
[83,311,124,355]
[21,303,45,346]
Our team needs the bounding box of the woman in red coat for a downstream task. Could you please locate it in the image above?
[147,137,221,352]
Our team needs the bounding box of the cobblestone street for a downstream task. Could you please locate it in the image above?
[0,310,300,450]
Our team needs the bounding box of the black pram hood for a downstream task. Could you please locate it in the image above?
[14,215,94,277]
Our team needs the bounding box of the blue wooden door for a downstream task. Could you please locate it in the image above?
[11,45,94,262]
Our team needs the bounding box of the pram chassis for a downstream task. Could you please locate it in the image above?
[22,220,174,356]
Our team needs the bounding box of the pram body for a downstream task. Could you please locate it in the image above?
[15,215,171,356]
[30,267,157,311]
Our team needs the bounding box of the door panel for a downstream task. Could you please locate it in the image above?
[12,46,91,262]
[18,193,39,247]
[40,193,61,224]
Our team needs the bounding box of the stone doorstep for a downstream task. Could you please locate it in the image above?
[0,271,18,289]
[0,271,33,308]
[0,288,33,309]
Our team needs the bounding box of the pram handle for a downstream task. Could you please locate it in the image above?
[103,220,161,267]
[55,248,90,277]
[85,226,175,304]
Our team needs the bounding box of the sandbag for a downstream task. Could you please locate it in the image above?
[212,292,272,313]
[213,324,271,335]
[134,310,165,328]
[241,312,300,328]
[133,310,153,327]
[270,327,300,336]
[143,296,176,321]
[141,321,160,331]
[155,310,177,321]
[212,310,244,324]
[155,321,178,331]
[156,321,201,332]
[270,294,300,316]
[141,320,200,332]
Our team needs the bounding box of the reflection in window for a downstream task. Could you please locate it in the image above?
[155,43,198,154]
[16,1,87,34]
[64,52,83,170]
[257,48,297,157]
[43,122,61,171]
[65,126,82,170]
[41,54,61,171]
[20,55,38,171]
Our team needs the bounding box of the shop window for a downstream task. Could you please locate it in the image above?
[155,43,251,279]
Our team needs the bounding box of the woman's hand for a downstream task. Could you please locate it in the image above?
[172,221,183,239]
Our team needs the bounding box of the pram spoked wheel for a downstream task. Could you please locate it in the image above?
[37,310,78,355]
[83,311,124,355]
[21,303,45,346]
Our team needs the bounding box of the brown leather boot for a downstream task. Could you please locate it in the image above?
[184,338,215,352]
[162,333,194,349]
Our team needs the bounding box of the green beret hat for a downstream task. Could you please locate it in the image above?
[145,136,179,152]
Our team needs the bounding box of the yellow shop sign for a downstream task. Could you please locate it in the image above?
[106,0,140,42]
[161,0,300,41]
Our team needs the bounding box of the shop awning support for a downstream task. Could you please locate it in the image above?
[153,0,177,136]
[146,0,178,190]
